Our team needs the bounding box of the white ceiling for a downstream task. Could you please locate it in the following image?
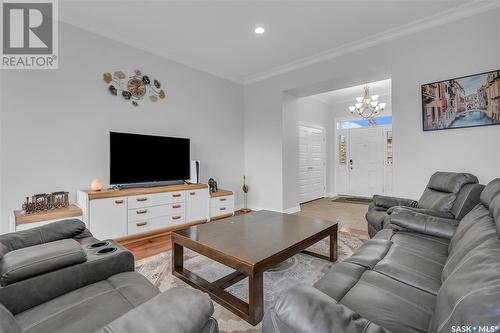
[59,1,498,84]
[311,79,392,105]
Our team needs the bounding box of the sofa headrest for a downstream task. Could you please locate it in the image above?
[489,193,500,238]
[0,219,88,252]
[480,178,500,208]
[426,172,478,194]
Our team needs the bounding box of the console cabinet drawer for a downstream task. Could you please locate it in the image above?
[128,214,185,236]
[210,204,234,218]
[128,191,185,209]
[210,195,234,209]
[127,203,184,222]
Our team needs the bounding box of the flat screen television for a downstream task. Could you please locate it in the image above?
[110,132,190,185]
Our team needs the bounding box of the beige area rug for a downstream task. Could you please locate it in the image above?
[136,232,365,333]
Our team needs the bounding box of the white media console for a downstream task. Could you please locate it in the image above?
[77,184,234,240]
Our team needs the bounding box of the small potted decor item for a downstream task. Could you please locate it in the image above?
[241,176,251,213]
[91,179,104,191]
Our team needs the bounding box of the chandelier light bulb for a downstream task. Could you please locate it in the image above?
[348,85,386,125]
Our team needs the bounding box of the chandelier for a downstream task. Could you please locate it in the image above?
[348,85,387,125]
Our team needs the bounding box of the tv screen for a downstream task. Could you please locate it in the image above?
[110,132,190,185]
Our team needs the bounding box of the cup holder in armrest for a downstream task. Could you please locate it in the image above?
[96,247,118,255]
[88,241,110,249]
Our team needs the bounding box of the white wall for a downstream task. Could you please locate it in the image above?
[0,23,244,233]
[245,10,500,212]
[282,95,330,211]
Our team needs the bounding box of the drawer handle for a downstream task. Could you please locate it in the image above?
[136,197,148,202]
[172,194,182,198]
[172,204,182,209]
[172,216,181,220]
[220,207,226,211]
[136,209,148,214]
[115,200,124,204]
[136,222,147,227]
[190,192,196,195]
[219,198,227,202]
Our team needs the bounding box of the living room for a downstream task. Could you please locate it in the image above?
[1,1,500,333]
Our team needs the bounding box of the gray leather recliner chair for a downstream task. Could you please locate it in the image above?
[366,171,483,237]
[0,219,218,333]
[263,178,500,333]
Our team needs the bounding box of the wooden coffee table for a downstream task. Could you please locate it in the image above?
[171,210,338,325]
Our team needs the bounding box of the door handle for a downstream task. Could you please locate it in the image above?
[349,159,354,170]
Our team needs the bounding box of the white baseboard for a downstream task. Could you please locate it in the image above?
[282,206,301,214]
[326,192,338,198]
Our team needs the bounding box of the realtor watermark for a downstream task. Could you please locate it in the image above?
[451,325,498,333]
[1,0,58,69]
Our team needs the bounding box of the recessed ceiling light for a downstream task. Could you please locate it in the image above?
[254,27,265,35]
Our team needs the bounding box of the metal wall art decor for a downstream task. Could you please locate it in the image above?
[22,191,69,215]
[103,69,166,107]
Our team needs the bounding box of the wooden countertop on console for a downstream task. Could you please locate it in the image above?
[82,183,209,200]
[210,189,234,198]
[14,204,83,225]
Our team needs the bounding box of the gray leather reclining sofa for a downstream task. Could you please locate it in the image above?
[263,178,500,333]
[0,219,218,333]
[366,172,483,237]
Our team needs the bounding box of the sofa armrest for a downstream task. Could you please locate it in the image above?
[94,287,216,333]
[0,239,86,286]
[372,195,417,210]
[262,284,390,333]
[388,208,458,239]
[0,240,134,314]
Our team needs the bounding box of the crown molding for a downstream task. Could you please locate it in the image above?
[243,0,500,85]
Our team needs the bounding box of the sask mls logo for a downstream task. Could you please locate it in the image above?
[1,0,58,69]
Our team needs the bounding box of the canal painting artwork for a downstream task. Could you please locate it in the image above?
[421,70,500,131]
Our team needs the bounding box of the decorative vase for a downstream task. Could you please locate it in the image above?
[241,176,251,213]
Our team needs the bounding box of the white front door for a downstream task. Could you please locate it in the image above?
[348,127,384,197]
[299,125,326,203]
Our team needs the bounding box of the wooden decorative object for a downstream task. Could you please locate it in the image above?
[103,69,166,107]
[22,191,70,215]
[241,175,251,213]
